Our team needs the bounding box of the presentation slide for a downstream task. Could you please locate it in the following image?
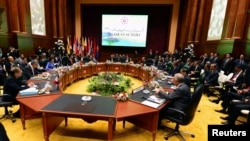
[102,14,148,47]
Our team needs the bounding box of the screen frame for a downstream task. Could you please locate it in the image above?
[101,14,149,48]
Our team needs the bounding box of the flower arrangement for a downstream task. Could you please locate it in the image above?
[112,92,129,102]
[147,80,160,90]
[53,76,59,90]
[39,81,53,94]
[87,72,133,96]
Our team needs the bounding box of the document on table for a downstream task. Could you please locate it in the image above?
[141,100,161,108]
[147,95,165,104]
[141,95,166,108]
[20,87,39,96]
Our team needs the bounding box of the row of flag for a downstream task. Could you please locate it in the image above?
[66,36,100,59]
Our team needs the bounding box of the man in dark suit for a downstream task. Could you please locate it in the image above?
[188,60,201,78]
[200,53,209,68]
[155,73,191,128]
[203,63,219,96]
[5,56,18,75]
[211,86,250,114]
[180,68,191,87]
[147,49,154,60]
[234,54,247,70]
[23,60,42,80]
[211,53,221,68]
[3,67,34,117]
[220,98,250,125]
[168,61,181,76]
[220,53,233,75]
[223,64,244,92]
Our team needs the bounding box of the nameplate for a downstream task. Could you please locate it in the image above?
[133,86,144,94]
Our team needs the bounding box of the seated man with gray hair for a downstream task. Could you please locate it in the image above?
[155,73,191,128]
[23,60,42,80]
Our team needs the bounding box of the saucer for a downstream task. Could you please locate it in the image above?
[143,90,150,94]
[82,96,92,101]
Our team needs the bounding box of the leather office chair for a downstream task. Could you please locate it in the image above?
[0,122,10,141]
[0,94,16,123]
[163,84,204,141]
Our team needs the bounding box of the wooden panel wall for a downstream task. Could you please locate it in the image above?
[0,0,75,58]
[178,0,250,59]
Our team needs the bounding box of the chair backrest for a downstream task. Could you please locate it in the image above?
[182,84,204,125]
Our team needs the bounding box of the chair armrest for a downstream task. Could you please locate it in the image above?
[241,110,250,115]
[167,107,186,117]
[231,99,242,103]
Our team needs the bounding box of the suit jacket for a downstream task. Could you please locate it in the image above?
[200,57,209,66]
[211,57,221,67]
[243,67,250,87]
[205,70,219,86]
[184,75,191,87]
[3,75,29,101]
[220,59,233,74]
[23,65,42,80]
[234,59,247,70]
[226,70,244,88]
[189,65,201,77]
[45,62,55,70]
[158,83,191,111]
[168,66,180,76]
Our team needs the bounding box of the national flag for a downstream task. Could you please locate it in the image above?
[87,38,93,55]
[79,37,84,57]
[95,45,100,59]
[93,38,97,57]
[66,36,71,55]
[73,37,79,56]
[73,36,76,54]
[83,37,87,56]
[86,37,90,55]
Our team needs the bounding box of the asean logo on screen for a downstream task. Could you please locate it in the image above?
[120,16,128,24]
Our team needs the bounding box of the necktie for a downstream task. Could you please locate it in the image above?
[240,60,243,65]
[231,72,239,81]
[31,66,34,76]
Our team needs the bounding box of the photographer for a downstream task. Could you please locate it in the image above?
[6,46,19,59]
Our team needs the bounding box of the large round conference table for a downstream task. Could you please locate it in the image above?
[16,63,170,141]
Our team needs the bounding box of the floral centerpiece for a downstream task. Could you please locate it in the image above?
[53,75,59,90]
[87,72,133,100]
[112,92,129,102]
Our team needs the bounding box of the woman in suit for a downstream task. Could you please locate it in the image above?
[45,58,55,70]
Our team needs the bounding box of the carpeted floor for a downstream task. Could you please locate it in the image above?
[0,76,247,141]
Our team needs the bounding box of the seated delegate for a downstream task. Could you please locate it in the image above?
[23,60,42,80]
[45,58,55,70]
[3,67,34,118]
[154,73,191,128]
